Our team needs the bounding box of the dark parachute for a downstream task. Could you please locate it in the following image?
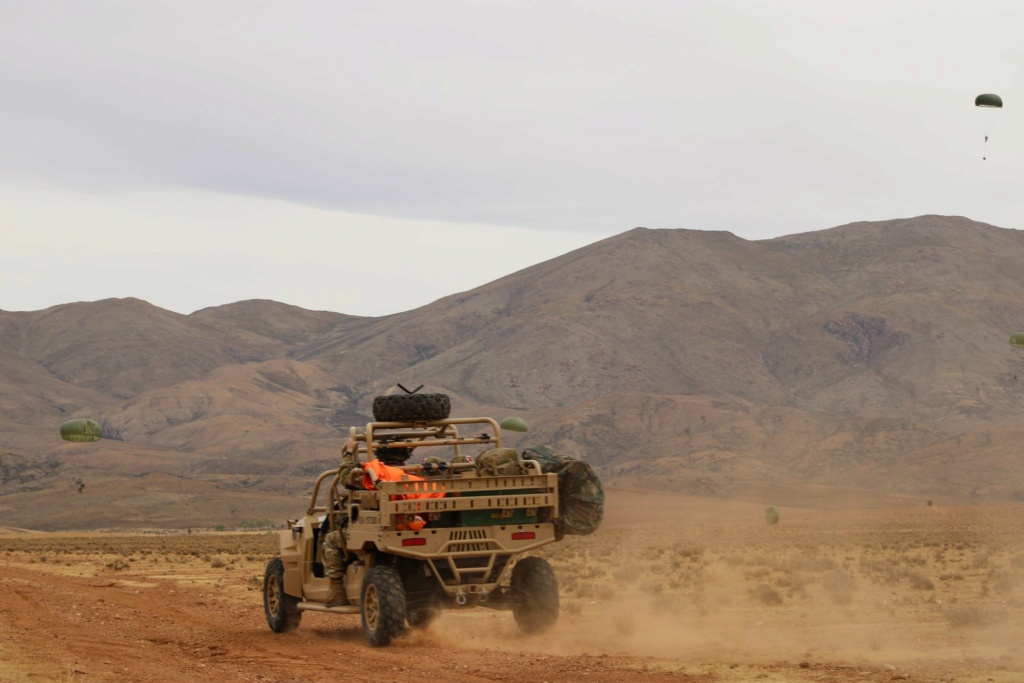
[975,93,1003,108]
[976,93,1003,159]
[60,418,102,443]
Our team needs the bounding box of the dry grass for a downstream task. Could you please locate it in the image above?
[514,503,1024,670]
[0,531,278,603]
[6,504,1024,673]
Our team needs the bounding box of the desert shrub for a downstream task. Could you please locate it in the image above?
[774,573,809,596]
[907,571,934,591]
[944,604,1006,628]
[670,540,703,560]
[239,519,276,530]
[822,569,857,605]
[749,584,784,606]
[987,568,1018,594]
[646,561,665,575]
[859,558,905,585]
[613,565,639,584]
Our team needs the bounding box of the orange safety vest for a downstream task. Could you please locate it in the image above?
[361,460,446,500]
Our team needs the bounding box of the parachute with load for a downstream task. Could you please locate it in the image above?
[975,93,1003,160]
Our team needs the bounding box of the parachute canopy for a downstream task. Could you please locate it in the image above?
[60,418,102,443]
[500,416,528,433]
[1011,334,1024,350]
[976,93,1003,108]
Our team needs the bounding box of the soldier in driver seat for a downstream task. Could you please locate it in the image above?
[322,439,415,607]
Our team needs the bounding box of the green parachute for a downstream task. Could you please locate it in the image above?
[499,416,529,433]
[976,93,1003,160]
[1011,334,1024,350]
[59,418,103,443]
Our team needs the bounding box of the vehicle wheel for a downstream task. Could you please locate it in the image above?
[510,556,559,634]
[407,605,441,629]
[361,566,407,646]
[264,557,301,633]
[372,393,451,422]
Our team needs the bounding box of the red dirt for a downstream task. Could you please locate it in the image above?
[3,493,1022,682]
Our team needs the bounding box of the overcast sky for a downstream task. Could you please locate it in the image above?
[2,1,1021,316]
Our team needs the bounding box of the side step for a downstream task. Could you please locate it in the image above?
[298,601,360,614]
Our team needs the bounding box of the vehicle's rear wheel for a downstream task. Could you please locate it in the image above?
[361,566,407,646]
[372,393,451,422]
[264,557,301,633]
[510,556,559,634]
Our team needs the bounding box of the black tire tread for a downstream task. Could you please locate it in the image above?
[264,557,302,633]
[361,566,407,646]
[372,393,451,422]
[510,556,559,634]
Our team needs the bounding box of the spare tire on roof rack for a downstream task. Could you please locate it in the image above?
[372,385,451,422]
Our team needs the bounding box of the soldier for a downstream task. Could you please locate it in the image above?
[322,440,416,607]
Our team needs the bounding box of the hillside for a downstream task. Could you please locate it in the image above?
[4,215,1024,529]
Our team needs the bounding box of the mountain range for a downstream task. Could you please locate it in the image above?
[4,215,1024,530]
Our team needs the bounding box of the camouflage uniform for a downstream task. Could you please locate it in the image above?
[322,528,347,579]
[322,445,414,582]
[322,450,360,579]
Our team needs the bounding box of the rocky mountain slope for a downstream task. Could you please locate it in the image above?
[4,215,1024,529]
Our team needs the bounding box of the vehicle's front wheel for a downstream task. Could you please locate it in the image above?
[510,556,559,634]
[264,557,302,633]
[361,566,407,646]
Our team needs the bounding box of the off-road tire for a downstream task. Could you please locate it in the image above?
[372,393,451,422]
[361,566,407,646]
[264,557,301,633]
[510,556,559,634]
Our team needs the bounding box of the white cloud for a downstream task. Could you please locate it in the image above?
[1,1,1022,314]
[0,186,598,315]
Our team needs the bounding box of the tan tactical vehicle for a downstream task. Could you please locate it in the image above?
[262,392,561,646]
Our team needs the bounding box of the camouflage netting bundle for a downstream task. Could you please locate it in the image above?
[523,446,604,536]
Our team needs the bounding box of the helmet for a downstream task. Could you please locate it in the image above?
[377,446,413,466]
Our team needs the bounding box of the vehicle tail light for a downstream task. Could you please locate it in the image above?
[402,537,427,547]
[511,532,535,540]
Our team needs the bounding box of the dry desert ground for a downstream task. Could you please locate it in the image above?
[3,490,1024,682]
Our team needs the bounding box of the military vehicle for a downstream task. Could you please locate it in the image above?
[262,392,566,646]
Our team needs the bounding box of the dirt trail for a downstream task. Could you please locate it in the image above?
[0,559,706,683]
[4,497,1024,682]
[0,558,930,683]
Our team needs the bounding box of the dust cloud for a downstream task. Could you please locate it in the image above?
[402,495,1024,679]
